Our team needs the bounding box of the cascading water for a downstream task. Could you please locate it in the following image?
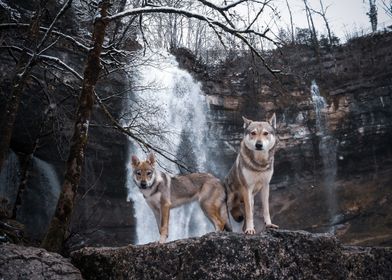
[125,51,213,244]
[311,80,339,232]
[18,157,61,238]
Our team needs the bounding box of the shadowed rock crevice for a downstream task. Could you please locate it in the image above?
[71,230,392,280]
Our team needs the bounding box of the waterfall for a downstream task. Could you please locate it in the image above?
[310,80,339,232]
[18,157,61,239]
[125,51,213,244]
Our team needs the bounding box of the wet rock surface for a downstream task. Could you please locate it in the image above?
[0,243,82,280]
[71,230,392,280]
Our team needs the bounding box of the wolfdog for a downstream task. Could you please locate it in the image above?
[224,113,279,234]
[131,152,232,243]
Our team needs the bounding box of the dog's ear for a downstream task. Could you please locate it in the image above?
[147,152,156,166]
[131,155,140,167]
[268,113,276,129]
[242,116,252,129]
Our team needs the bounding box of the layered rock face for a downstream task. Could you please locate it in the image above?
[71,230,392,280]
[173,32,392,246]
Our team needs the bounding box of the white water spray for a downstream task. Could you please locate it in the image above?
[311,80,339,232]
[18,157,61,238]
[125,51,213,244]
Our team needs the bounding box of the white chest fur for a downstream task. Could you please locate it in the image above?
[144,191,162,208]
[240,165,273,194]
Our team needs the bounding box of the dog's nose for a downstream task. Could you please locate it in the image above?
[255,142,263,150]
[140,181,147,188]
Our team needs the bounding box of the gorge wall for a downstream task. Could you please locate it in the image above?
[173,31,392,246]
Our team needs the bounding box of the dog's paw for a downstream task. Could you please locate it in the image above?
[158,236,167,244]
[244,228,256,235]
[266,223,279,229]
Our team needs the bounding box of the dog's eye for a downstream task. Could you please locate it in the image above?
[250,131,257,136]
[263,131,269,136]
[146,171,152,176]
[136,170,141,176]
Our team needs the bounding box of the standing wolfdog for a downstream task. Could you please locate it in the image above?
[224,113,279,234]
[131,152,231,243]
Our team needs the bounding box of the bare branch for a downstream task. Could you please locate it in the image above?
[36,0,73,51]
[93,91,192,172]
[107,6,280,73]
[0,23,90,51]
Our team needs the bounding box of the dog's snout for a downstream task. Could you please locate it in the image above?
[255,142,263,150]
[140,181,147,188]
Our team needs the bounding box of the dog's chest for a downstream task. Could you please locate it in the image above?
[143,189,161,207]
[241,168,272,193]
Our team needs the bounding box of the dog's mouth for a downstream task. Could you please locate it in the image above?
[255,146,263,151]
[139,184,149,190]
[139,180,154,190]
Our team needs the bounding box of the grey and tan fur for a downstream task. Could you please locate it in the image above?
[224,113,279,234]
[131,152,231,243]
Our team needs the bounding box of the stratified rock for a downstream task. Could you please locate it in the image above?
[71,230,392,280]
[0,243,82,280]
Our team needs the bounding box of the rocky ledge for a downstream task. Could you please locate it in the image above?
[71,230,392,280]
[0,243,82,280]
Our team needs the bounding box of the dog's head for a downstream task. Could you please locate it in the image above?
[242,113,277,152]
[131,152,157,190]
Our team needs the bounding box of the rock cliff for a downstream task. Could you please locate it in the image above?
[173,32,392,246]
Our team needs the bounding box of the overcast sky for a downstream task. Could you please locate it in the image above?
[270,0,392,40]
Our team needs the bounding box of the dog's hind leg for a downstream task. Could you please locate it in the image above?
[200,200,226,231]
[219,199,233,232]
[199,186,227,231]
[229,193,244,223]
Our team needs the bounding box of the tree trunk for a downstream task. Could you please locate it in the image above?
[41,0,111,253]
[304,0,318,49]
[0,2,47,171]
[12,105,53,219]
[368,0,378,32]
[285,0,295,44]
[318,0,333,45]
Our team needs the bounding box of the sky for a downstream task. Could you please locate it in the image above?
[272,0,392,40]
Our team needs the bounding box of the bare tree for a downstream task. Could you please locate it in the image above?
[381,0,392,17]
[365,0,378,32]
[41,0,111,253]
[303,0,319,49]
[285,0,295,44]
[311,0,333,46]
[0,0,73,171]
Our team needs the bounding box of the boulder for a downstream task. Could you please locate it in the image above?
[0,243,82,280]
[71,230,392,280]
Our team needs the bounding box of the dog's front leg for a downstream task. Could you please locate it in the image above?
[159,200,171,243]
[261,184,279,229]
[242,188,256,234]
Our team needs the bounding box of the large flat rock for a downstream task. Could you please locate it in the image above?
[0,243,82,280]
[71,230,392,280]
